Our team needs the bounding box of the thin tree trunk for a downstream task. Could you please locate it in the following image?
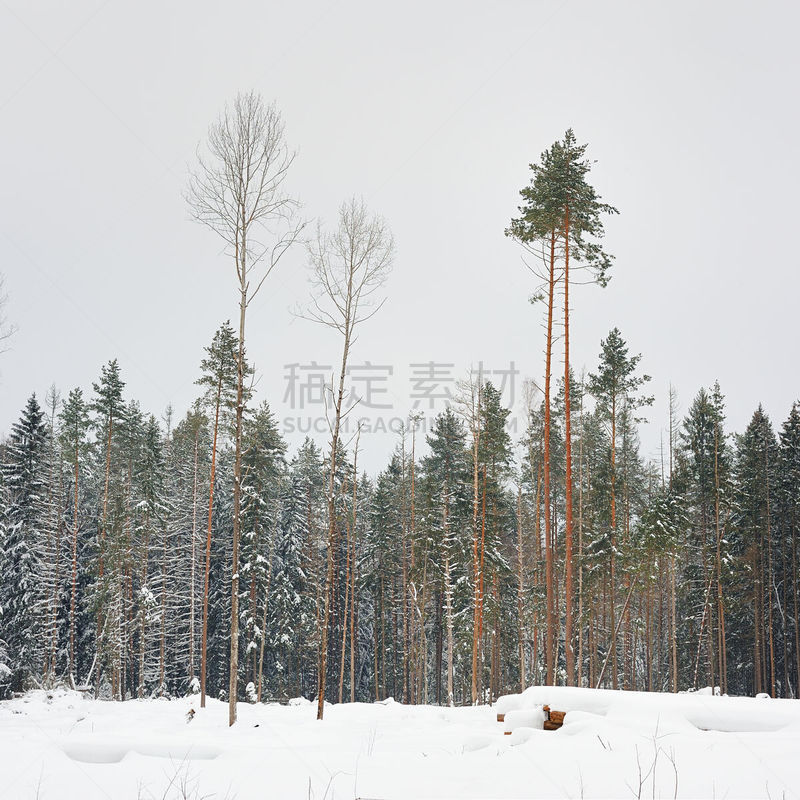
[478,469,488,699]
[610,391,617,689]
[350,433,360,703]
[596,579,636,688]
[563,204,575,686]
[671,555,678,692]
[693,572,715,689]
[256,543,274,702]
[374,582,381,701]
[45,407,60,683]
[69,438,80,685]
[200,378,222,709]
[543,228,556,685]
[400,434,410,703]
[338,502,351,703]
[577,383,585,686]
[793,518,799,696]
[533,455,542,683]
[516,490,526,692]
[444,475,455,706]
[138,515,150,698]
[754,543,763,694]
[765,440,776,697]
[190,428,199,681]
[410,424,419,703]
[249,524,260,687]
[317,312,352,720]
[95,410,114,699]
[349,536,357,703]
[714,421,727,694]
[229,258,248,725]
[159,522,168,692]
[471,387,481,704]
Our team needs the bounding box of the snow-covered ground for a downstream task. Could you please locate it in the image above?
[1,688,799,799]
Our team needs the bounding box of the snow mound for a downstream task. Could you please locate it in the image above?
[504,707,546,733]
[62,738,222,763]
[503,685,799,733]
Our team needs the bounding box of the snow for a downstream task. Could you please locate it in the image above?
[496,685,800,733]
[1,688,799,799]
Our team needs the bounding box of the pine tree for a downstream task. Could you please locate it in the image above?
[508,131,617,687]
[507,148,561,685]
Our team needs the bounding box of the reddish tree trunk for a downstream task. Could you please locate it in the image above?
[563,204,575,686]
[543,229,556,685]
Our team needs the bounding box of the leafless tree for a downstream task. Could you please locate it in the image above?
[186,91,305,726]
[302,196,394,720]
[0,273,16,353]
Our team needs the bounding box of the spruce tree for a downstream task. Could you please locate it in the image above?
[588,329,652,688]
[421,408,469,705]
[271,446,322,698]
[239,401,286,697]
[0,395,48,691]
[196,322,239,707]
[58,387,91,683]
[733,406,779,696]
[90,360,125,696]
[777,403,800,696]
[681,386,731,691]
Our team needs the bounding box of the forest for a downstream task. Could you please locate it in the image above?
[1,94,799,724]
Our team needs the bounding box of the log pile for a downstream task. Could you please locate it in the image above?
[542,705,565,730]
[496,704,565,733]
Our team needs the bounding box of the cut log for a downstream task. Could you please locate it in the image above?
[497,713,505,723]
[541,704,565,730]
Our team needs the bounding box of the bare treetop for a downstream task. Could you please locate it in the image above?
[305,197,394,341]
[0,273,16,354]
[186,91,304,305]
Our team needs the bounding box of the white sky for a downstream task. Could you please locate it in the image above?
[1,1,798,472]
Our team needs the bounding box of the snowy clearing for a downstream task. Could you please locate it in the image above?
[1,688,799,799]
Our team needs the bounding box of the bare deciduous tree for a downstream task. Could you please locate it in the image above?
[0,273,16,353]
[302,197,394,720]
[186,91,304,726]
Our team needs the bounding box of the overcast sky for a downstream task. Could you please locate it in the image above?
[1,0,798,472]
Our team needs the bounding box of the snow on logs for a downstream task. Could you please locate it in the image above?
[500,706,549,734]
[494,685,800,736]
[495,691,560,734]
